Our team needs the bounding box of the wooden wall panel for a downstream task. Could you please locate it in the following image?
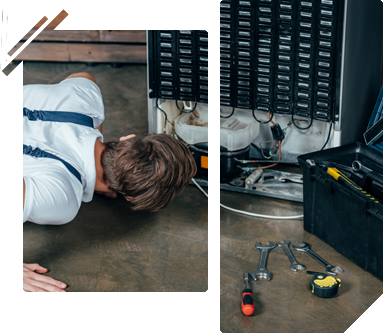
[99,0,146,43]
[14,42,69,61]
[14,42,146,63]
[109,0,146,31]
[9,0,89,30]
[68,44,146,63]
[0,0,146,63]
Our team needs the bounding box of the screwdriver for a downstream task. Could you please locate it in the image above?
[312,160,380,204]
[241,272,255,316]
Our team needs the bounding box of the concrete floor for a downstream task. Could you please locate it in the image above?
[0,62,383,333]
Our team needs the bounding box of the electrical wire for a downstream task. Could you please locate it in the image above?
[320,122,333,151]
[156,98,179,137]
[191,178,304,220]
[291,114,313,130]
[252,109,274,124]
[156,98,168,133]
[268,112,276,126]
[249,112,282,170]
[259,140,276,159]
[220,108,235,119]
[175,100,197,114]
[234,158,285,164]
[254,141,282,169]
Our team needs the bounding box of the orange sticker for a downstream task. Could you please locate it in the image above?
[201,156,219,170]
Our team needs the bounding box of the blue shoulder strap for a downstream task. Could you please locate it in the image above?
[23,108,95,184]
[23,145,82,184]
[23,107,94,128]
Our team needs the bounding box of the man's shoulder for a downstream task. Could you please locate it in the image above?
[67,72,97,83]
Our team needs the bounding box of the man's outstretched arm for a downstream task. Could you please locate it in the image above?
[0,172,66,303]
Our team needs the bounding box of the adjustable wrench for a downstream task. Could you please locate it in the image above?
[292,241,343,276]
[276,239,305,272]
[250,241,275,281]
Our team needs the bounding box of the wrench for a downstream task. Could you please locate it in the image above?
[250,241,275,281]
[292,241,343,275]
[276,239,305,272]
[352,160,383,187]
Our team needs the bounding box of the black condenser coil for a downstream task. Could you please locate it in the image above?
[220,0,345,123]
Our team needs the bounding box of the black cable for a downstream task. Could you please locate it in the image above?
[252,109,274,124]
[220,107,235,119]
[320,122,333,151]
[156,98,168,132]
[175,100,197,113]
[291,114,313,130]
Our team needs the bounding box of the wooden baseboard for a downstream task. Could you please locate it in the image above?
[0,41,146,63]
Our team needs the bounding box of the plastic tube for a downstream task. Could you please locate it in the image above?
[192,178,303,220]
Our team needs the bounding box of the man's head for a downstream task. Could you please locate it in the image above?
[101,134,197,212]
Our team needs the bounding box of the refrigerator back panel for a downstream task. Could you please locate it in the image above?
[220,0,345,122]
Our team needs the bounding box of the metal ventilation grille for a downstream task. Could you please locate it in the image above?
[220,0,343,122]
[313,0,339,121]
[198,1,215,103]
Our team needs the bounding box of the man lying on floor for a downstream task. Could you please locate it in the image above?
[23,72,197,292]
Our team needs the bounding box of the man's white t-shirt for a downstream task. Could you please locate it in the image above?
[23,77,105,225]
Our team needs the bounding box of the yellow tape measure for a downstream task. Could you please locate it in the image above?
[308,271,341,298]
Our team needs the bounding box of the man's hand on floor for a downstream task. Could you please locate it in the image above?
[0,264,66,303]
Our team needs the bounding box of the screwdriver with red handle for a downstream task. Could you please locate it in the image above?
[241,272,255,316]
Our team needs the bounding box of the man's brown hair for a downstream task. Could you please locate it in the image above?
[101,134,197,212]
